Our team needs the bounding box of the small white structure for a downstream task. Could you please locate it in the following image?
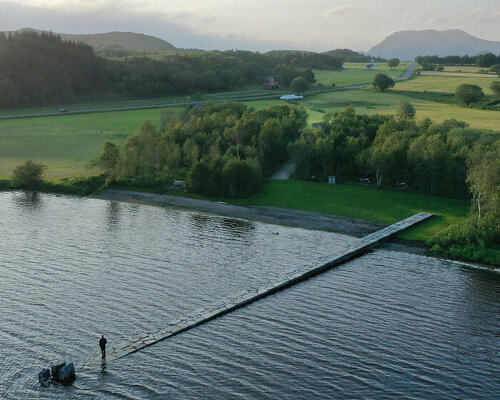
[365,64,377,71]
[173,180,185,190]
[280,94,304,100]
[328,176,336,184]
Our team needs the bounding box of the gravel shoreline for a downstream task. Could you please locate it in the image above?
[91,189,431,256]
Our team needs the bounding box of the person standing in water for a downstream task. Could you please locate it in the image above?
[99,335,107,358]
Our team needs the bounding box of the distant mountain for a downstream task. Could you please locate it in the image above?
[15,28,176,52]
[369,29,500,60]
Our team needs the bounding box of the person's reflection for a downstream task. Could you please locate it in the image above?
[100,358,108,377]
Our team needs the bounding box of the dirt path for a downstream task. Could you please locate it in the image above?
[271,161,296,180]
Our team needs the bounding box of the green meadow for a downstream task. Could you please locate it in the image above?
[313,62,410,87]
[227,180,469,242]
[0,108,174,178]
[395,74,496,94]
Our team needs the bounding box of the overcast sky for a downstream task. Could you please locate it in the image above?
[1,0,499,51]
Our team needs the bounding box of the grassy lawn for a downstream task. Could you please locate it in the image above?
[245,85,500,130]
[421,71,497,78]
[313,62,409,87]
[0,107,182,178]
[395,74,496,94]
[442,66,489,73]
[227,180,469,242]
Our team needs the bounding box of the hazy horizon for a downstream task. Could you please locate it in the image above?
[1,0,500,52]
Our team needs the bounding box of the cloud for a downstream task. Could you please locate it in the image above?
[458,7,500,21]
[325,4,353,19]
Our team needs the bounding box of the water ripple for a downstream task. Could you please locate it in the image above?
[0,191,498,399]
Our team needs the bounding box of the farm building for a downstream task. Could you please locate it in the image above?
[263,75,281,89]
[280,94,303,100]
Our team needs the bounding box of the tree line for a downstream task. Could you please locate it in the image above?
[105,49,338,97]
[416,53,500,70]
[289,105,498,197]
[319,49,384,63]
[96,102,498,261]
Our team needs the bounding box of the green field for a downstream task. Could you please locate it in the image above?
[0,108,177,178]
[0,85,278,117]
[421,71,497,78]
[313,62,409,87]
[246,82,500,129]
[442,65,489,73]
[395,74,496,94]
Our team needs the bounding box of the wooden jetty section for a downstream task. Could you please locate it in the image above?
[108,213,432,360]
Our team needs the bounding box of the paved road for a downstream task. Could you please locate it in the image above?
[0,62,417,121]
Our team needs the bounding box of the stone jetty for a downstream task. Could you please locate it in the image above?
[108,213,432,360]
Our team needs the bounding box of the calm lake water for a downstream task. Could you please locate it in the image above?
[0,191,498,399]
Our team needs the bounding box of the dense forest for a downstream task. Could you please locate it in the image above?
[416,53,500,69]
[0,31,106,107]
[289,106,499,197]
[0,31,346,107]
[104,102,307,196]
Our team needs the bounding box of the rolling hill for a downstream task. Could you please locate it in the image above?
[369,29,500,60]
[14,28,176,52]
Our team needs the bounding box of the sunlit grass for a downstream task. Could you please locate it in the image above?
[225,180,469,241]
[313,62,409,87]
[0,107,183,178]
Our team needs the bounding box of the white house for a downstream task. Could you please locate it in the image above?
[365,64,377,71]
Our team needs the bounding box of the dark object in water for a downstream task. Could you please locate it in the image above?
[38,368,52,387]
[58,363,76,384]
[50,361,66,379]
[39,361,76,386]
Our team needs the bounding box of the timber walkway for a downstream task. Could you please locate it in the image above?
[108,212,432,360]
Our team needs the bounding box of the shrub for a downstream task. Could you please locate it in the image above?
[428,218,500,265]
[42,174,107,195]
[455,84,485,105]
[11,160,47,189]
[491,81,500,97]
[290,76,308,95]
[372,74,395,91]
